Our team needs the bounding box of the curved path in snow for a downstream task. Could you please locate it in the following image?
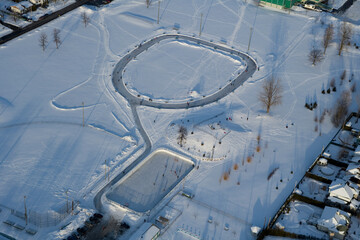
[113,34,257,108]
[94,34,257,212]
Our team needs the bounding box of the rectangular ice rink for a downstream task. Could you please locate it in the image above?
[106,149,194,212]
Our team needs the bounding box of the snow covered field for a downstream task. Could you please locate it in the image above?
[0,122,132,213]
[343,0,360,23]
[0,0,359,239]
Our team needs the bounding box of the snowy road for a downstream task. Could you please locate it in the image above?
[94,34,257,213]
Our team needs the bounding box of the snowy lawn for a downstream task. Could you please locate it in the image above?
[165,111,248,160]
[332,130,358,148]
[348,115,360,131]
[274,200,328,239]
[0,123,131,213]
[298,177,329,202]
[162,194,251,240]
[310,163,342,180]
[324,143,355,163]
[343,0,360,23]
[0,0,359,239]
[123,39,244,102]
[106,150,194,212]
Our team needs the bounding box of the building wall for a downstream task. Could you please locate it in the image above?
[260,0,296,8]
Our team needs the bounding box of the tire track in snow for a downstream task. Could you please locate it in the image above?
[280,72,297,123]
[228,0,246,46]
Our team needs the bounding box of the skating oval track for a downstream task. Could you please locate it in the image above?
[94,34,257,212]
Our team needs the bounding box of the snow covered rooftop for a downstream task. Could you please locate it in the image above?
[350,155,360,163]
[329,178,357,203]
[20,1,33,8]
[355,145,360,156]
[129,223,160,240]
[317,206,351,238]
[346,163,360,175]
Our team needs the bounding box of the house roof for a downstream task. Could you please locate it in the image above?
[20,1,33,8]
[346,163,360,175]
[350,155,360,163]
[317,206,351,235]
[350,199,360,209]
[355,145,360,156]
[329,179,354,203]
[30,0,44,3]
[11,3,25,10]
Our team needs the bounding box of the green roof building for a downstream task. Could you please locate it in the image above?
[260,0,297,9]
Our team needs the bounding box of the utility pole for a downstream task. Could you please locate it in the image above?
[157,1,160,24]
[247,27,253,52]
[82,102,84,127]
[199,13,203,36]
[24,196,27,225]
[105,159,107,181]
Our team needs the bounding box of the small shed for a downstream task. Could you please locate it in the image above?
[155,216,169,228]
[251,226,261,236]
[318,158,328,166]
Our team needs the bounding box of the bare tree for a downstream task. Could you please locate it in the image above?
[53,28,61,49]
[39,32,48,51]
[338,22,352,56]
[259,77,283,113]
[340,70,346,81]
[351,82,356,92]
[331,90,351,127]
[323,24,334,54]
[177,125,187,147]
[330,78,336,92]
[81,12,90,27]
[308,48,324,66]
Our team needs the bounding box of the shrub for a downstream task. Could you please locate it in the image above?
[233,163,239,170]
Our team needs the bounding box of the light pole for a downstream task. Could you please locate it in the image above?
[24,196,27,225]
[247,27,253,52]
[65,190,69,213]
[199,13,203,36]
[82,102,84,127]
[157,1,160,24]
